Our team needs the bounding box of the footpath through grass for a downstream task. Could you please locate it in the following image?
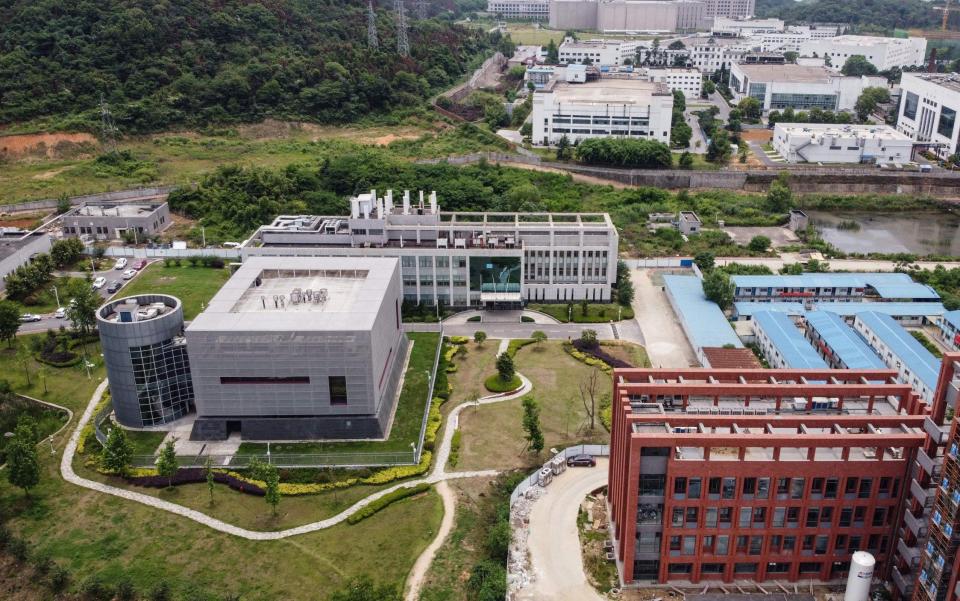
[238,332,440,457]
[118,262,231,319]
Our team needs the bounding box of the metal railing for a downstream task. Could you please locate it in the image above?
[126,450,417,469]
[414,327,444,464]
[509,444,610,506]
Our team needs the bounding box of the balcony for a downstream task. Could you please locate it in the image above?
[892,565,915,596]
[913,479,935,509]
[918,448,944,479]
[925,417,949,445]
[898,538,922,568]
[905,509,930,538]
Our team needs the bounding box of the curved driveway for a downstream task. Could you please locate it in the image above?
[518,459,609,601]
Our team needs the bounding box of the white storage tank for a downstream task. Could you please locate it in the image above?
[844,550,875,601]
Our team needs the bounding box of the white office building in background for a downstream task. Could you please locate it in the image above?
[636,67,703,98]
[711,17,784,37]
[532,78,674,145]
[896,72,960,159]
[799,35,927,71]
[487,0,550,19]
[773,123,914,164]
[729,63,888,112]
[558,38,641,66]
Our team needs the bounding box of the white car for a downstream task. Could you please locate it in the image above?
[92,276,106,290]
[114,258,128,270]
[54,307,66,319]
[122,269,137,280]
[19,313,41,323]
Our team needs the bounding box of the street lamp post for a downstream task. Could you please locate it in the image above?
[410,442,417,462]
[50,285,60,309]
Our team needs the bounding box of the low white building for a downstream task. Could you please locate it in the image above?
[684,36,752,73]
[487,0,549,19]
[711,17,784,37]
[896,72,960,159]
[532,78,674,145]
[558,38,641,66]
[729,63,888,112]
[637,67,703,98]
[773,123,914,164]
[799,35,927,71]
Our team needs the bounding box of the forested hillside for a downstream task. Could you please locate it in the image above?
[755,0,941,31]
[0,0,504,132]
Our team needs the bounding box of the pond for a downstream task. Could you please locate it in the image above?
[806,210,960,256]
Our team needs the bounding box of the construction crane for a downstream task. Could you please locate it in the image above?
[934,0,958,31]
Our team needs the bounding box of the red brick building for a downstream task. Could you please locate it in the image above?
[608,366,932,586]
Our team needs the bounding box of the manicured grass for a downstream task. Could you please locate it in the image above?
[456,341,611,471]
[484,374,522,393]
[0,334,106,414]
[528,302,633,323]
[117,263,231,319]
[124,430,168,456]
[597,340,651,368]
[0,397,68,462]
[238,332,441,456]
[8,275,91,315]
[1,445,444,600]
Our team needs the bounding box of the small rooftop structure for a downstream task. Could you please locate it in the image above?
[804,311,886,370]
[544,77,672,102]
[733,63,836,83]
[732,301,947,320]
[663,275,742,359]
[700,346,763,369]
[908,72,960,93]
[753,311,828,369]
[677,211,701,235]
[731,273,940,301]
[74,202,165,218]
[99,296,176,323]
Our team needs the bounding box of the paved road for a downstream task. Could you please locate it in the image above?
[518,459,609,601]
[630,268,698,368]
[749,141,777,167]
[708,91,731,121]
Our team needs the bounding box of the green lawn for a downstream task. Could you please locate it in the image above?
[238,332,440,457]
[8,275,89,315]
[528,302,633,323]
[124,430,169,456]
[118,263,231,319]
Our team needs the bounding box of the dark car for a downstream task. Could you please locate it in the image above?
[566,454,596,467]
[133,259,147,270]
[106,281,123,293]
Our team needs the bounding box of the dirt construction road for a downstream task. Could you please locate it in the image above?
[519,459,609,601]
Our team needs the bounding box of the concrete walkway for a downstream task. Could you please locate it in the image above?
[630,268,698,368]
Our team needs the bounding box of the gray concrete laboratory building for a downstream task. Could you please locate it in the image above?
[185,256,407,441]
[97,294,194,427]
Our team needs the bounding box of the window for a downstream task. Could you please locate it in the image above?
[806,508,820,528]
[777,477,790,496]
[220,376,309,385]
[639,475,665,496]
[839,508,852,527]
[791,478,805,499]
[716,535,729,555]
[757,478,770,499]
[688,478,702,499]
[799,562,821,574]
[719,507,733,527]
[743,477,756,496]
[709,477,722,496]
[811,478,824,497]
[706,508,718,527]
[674,477,687,497]
[722,477,736,499]
[825,478,838,499]
[734,563,757,574]
[669,563,692,574]
[872,508,886,527]
[844,477,858,496]
[858,478,872,499]
[672,508,684,527]
[939,105,957,138]
[329,376,348,405]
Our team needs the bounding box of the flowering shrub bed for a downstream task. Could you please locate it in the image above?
[563,343,612,374]
[572,340,632,369]
[125,467,265,496]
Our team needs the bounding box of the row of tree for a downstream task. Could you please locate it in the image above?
[574,137,673,169]
[2,238,85,300]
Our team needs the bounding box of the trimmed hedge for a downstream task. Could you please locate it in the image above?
[563,342,612,375]
[572,340,632,369]
[484,374,522,393]
[448,336,470,345]
[125,468,265,496]
[506,338,535,358]
[347,483,431,525]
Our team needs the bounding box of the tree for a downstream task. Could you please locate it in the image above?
[474,331,487,346]
[532,330,547,345]
[855,86,891,122]
[672,89,686,113]
[616,259,634,305]
[702,270,735,310]
[580,299,589,317]
[556,134,571,160]
[580,329,599,348]
[767,171,793,212]
[102,426,133,476]
[155,438,179,488]
[521,397,544,454]
[784,51,799,63]
[678,151,694,169]
[668,40,685,50]
[738,97,761,121]
[748,235,771,252]
[546,39,559,64]
[15,343,32,386]
[841,55,879,77]
[694,251,715,271]
[706,129,732,163]
[579,367,601,432]
[50,238,85,268]
[671,120,692,148]
[263,462,281,516]
[702,79,716,97]
[0,301,20,348]
[6,433,40,497]
[483,103,508,130]
[67,284,101,338]
[56,193,71,214]
[496,352,515,382]
[205,456,215,505]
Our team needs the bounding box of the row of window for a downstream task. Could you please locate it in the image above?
[660,532,888,558]
[662,560,846,577]
[664,504,894,529]
[666,475,899,501]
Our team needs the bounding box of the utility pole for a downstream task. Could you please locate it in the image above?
[395,0,410,57]
[99,94,118,153]
[413,0,428,19]
[367,0,379,50]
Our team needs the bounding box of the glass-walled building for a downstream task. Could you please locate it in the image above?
[97,294,193,427]
[243,190,619,308]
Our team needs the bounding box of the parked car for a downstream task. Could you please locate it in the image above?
[133,259,147,270]
[53,307,66,319]
[221,241,241,249]
[106,281,122,293]
[114,258,128,270]
[19,313,41,323]
[121,269,137,280]
[92,276,106,290]
[566,454,596,468]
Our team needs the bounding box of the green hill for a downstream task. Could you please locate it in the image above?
[0,0,503,132]
[755,0,942,31]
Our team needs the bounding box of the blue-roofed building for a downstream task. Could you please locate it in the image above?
[732,301,946,324]
[804,311,886,370]
[663,275,742,365]
[938,310,960,352]
[852,311,941,403]
[752,311,828,369]
[731,273,940,303]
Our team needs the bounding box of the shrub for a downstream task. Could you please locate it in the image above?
[80,575,112,601]
[521,315,534,322]
[449,429,461,468]
[347,483,431,524]
[30,549,53,575]
[7,537,28,562]
[48,565,70,593]
[467,315,481,322]
[506,338,535,358]
[448,335,470,345]
[484,374,522,393]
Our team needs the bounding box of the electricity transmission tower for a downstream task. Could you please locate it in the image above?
[413,0,429,19]
[99,94,118,153]
[395,0,410,57]
[367,0,379,50]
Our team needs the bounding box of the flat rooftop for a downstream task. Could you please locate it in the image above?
[732,272,940,300]
[855,311,940,392]
[664,275,742,350]
[805,311,886,370]
[733,301,947,319]
[0,230,46,261]
[753,311,828,369]
[187,256,398,332]
[547,79,671,103]
[734,64,835,83]
[75,202,164,218]
[907,72,960,93]
[824,34,919,46]
[776,123,913,142]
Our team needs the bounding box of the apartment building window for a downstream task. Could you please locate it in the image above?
[820,507,833,526]
[639,474,665,496]
[734,563,757,574]
[839,508,852,527]
[688,478,701,499]
[719,507,732,528]
[673,477,687,498]
[757,478,770,499]
[716,536,729,555]
[871,507,886,527]
[844,477,858,497]
[790,478,805,499]
[702,563,725,574]
[329,376,348,405]
[743,477,756,497]
[706,508,718,527]
[805,508,820,528]
[825,478,838,499]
